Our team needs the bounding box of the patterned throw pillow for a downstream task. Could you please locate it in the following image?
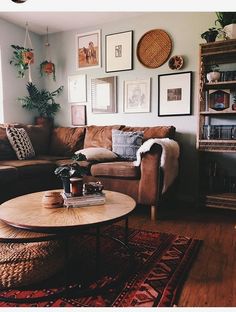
[6,127,35,160]
[112,129,144,160]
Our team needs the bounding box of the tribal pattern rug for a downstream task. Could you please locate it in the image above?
[0,225,201,307]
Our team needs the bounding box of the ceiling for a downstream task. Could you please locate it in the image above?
[0,12,146,35]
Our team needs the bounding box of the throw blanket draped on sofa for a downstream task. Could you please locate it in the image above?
[133,138,180,194]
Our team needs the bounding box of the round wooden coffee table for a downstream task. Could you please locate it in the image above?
[0,190,136,303]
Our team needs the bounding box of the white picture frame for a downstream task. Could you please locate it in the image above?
[76,29,101,70]
[124,79,151,113]
[71,104,87,126]
[68,74,87,103]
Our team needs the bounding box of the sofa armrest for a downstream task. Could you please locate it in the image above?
[138,143,162,205]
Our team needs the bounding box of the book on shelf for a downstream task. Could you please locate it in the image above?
[62,192,106,208]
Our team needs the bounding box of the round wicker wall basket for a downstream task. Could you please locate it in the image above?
[137,29,172,68]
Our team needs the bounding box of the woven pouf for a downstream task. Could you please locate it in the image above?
[0,240,65,289]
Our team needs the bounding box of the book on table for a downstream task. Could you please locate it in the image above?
[62,192,106,208]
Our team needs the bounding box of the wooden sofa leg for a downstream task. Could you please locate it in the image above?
[151,205,157,221]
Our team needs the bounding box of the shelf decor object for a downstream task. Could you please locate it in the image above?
[137,29,172,68]
[91,76,117,113]
[158,71,192,116]
[124,79,150,113]
[168,55,184,70]
[105,30,133,73]
[68,74,87,103]
[76,30,101,70]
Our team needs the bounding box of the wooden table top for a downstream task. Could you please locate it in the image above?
[0,190,136,233]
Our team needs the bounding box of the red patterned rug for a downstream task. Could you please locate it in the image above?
[0,226,201,307]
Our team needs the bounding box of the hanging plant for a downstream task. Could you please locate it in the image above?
[40,60,56,81]
[9,45,34,78]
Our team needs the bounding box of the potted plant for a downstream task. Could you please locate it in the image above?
[201,27,220,43]
[10,45,34,78]
[54,153,87,194]
[18,82,63,125]
[40,60,56,81]
[215,12,236,39]
[205,64,221,83]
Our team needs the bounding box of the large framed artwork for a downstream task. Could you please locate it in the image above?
[68,74,87,103]
[105,30,133,73]
[91,76,117,113]
[76,29,101,70]
[124,79,150,113]
[158,71,192,116]
[71,104,86,126]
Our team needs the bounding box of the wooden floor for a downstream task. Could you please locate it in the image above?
[127,204,236,307]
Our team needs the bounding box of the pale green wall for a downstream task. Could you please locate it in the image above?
[0,18,43,124]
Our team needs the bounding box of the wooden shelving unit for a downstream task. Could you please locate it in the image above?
[198,39,236,210]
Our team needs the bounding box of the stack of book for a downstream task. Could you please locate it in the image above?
[62,192,106,208]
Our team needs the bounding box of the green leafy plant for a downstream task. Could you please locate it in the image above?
[18,82,64,118]
[54,153,88,178]
[215,12,236,28]
[9,45,33,78]
[40,60,56,81]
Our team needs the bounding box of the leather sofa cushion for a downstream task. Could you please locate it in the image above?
[0,127,17,160]
[91,161,140,179]
[23,124,51,155]
[0,166,18,183]
[84,125,122,150]
[50,127,86,156]
[121,126,176,140]
[0,160,55,178]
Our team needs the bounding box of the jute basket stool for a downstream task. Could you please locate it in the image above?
[0,240,65,289]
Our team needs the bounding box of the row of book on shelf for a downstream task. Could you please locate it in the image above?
[202,125,236,140]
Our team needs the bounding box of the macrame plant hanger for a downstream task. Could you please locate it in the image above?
[23,22,34,83]
[40,27,56,81]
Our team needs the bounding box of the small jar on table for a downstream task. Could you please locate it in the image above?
[70,177,83,197]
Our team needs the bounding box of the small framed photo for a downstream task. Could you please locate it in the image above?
[68,74,87,103]
[124,79,151,113]
[91,76,117,113]
[105,30,133,73]
[158,72,192,116]
[71,105,86,126]
[76,29,101,70]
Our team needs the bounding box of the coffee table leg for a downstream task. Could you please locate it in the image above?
[125,217,129,245]
[96,226,100,277]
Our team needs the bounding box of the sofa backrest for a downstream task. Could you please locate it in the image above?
[49,126,86,156]
[0,126,16,160]
[83,125,123,150]
[120,126,176,140]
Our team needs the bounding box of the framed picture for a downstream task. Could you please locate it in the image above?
[68,74,87,103]
[91,76,117,113]
[105,30,133,73]
[158,71,192,116]
[124,79,151,113]
[76,29,101,70]
[71,105,86,126]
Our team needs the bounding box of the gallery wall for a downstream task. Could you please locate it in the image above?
[44,12,217,204]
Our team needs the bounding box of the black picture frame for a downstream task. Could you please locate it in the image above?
[105,30,133,73]
[158,71,192,116]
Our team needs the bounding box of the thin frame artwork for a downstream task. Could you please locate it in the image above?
[105,30,133,73]
[76,29,101,70]
[158,71,192,116]
[68,74,87,103]
[71,105,87,126]
[91,76,117,113]
[124,79,151,113]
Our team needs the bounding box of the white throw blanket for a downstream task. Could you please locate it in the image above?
[133,138,180,194]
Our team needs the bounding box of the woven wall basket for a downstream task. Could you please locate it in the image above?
[137,29,172,68]
[0,240,64,289]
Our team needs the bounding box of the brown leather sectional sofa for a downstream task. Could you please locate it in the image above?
[0,123,176,219]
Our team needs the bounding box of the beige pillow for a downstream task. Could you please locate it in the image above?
[75,147,118,162]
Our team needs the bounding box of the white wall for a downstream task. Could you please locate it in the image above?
[44,12,217,204]
[0,18,43,124]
